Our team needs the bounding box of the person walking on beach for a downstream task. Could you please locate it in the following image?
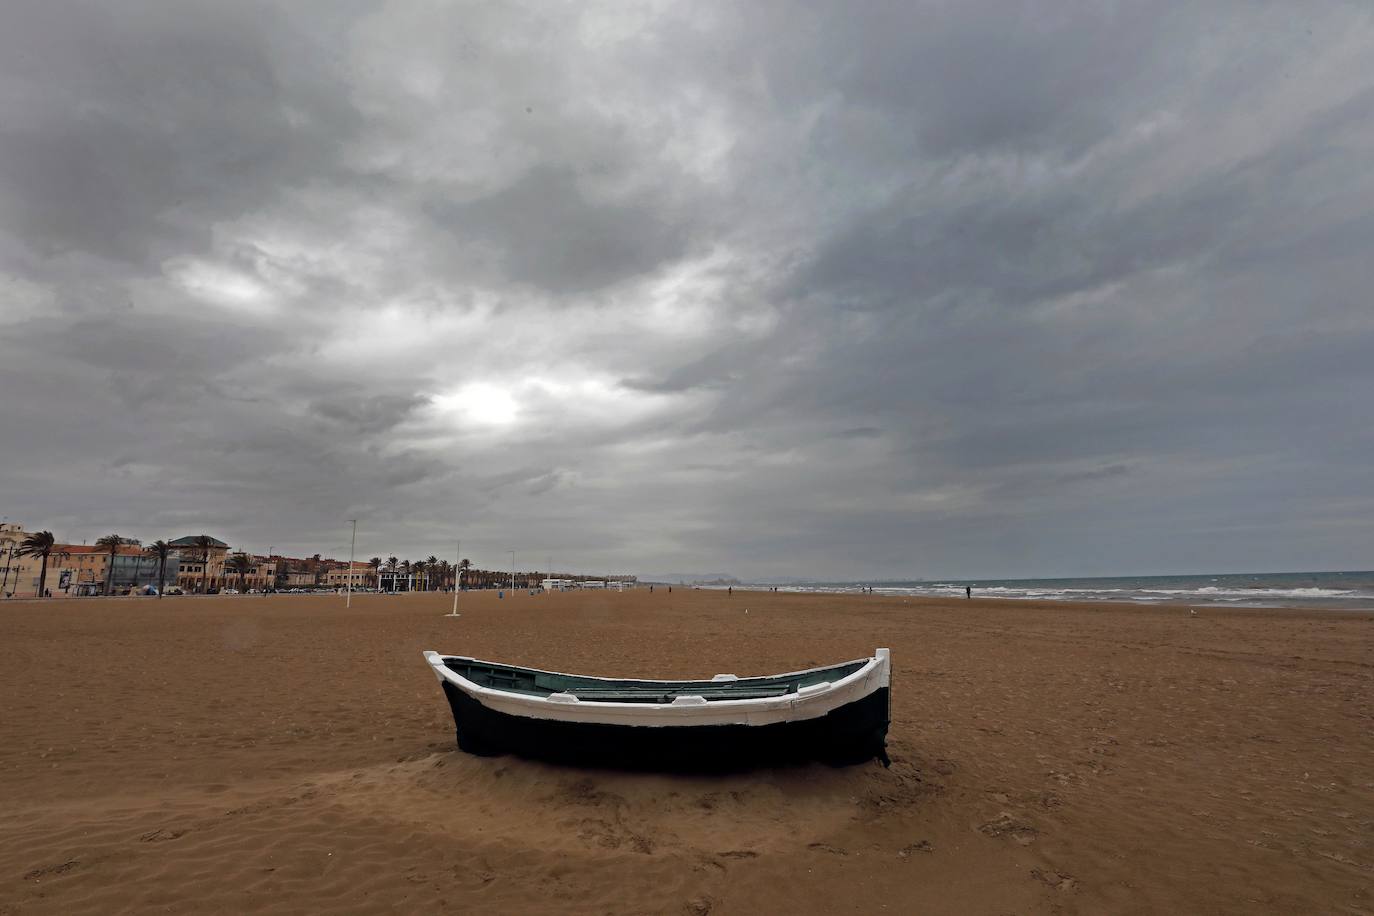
[966,586,972,600]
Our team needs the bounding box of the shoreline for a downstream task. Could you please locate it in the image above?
[683,582,1374,611]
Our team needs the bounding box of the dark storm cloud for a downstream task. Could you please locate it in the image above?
[736,1,1170,158]
[426,165,706,294]
[2,1,1372,578]
[0,2,361,266]
[313,393,431,434]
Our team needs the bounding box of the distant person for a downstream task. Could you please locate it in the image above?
[966,586,972,600]
[649,585,654,593]
[728,586,733,595]
[668,586,672,593]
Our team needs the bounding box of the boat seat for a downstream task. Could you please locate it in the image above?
[568,684,795,702]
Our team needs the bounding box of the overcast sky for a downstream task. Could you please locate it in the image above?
[2,2,1372,580]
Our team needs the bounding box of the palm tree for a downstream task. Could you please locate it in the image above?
[16,531,57,597]
[191,534,216,594]
[145,540,173,598]
[459,558,471,590]
[368,557,382,588]
[225,552,253,593]
[425,556,439,591]
[94,534,126,596]
[386,556,398,572]
[412,560,428,591]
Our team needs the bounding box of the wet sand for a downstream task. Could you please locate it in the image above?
[1,590,1370,914]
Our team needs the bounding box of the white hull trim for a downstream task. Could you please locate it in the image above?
[423,649,890,728]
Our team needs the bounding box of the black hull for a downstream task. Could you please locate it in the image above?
[439,681,890,770]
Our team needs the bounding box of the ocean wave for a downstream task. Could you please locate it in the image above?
[762,581,1374,606]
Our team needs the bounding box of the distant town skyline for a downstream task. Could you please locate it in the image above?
[2,519,630,598]
[0,516,628,582]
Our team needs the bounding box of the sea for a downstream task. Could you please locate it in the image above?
[743,571,1374,610]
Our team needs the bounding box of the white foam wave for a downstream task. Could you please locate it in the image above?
[763,581,1373,605]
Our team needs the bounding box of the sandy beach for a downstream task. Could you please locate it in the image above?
[1,590,1370,914]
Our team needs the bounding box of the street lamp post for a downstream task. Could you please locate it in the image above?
[346,520,357,608]
[0,545,13,595]
[448,539,461,617]
[509,550,515,593]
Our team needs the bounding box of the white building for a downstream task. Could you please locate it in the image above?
[379,570,429,592]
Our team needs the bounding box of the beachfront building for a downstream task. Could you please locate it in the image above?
[324,561,373,589]
[378,569,428,592]
[58,543,165,595]
[280,568,319,588]
[1,523,74,597]
[275,555,340,589]
[541,577,573,591]
[2,525,166,596]
[246,555,284,591]
[170,535,229,592]
[218,555,283,592]
[0,523,36,596]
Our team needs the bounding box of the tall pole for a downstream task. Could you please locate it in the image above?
[509,550,515,593]
[449,539,461,617]
[346,519,357,608]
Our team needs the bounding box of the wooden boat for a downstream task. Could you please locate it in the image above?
[422,648,891,768]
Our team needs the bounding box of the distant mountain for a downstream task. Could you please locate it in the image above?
[640,572,741,585]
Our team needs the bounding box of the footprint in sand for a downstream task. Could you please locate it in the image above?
[694,857,726,874]
[23,860,79,880]
[898,840,933,857]
[1031,867,1078,891]
[978,812,1039,845]
[717,849,759,860]
[807,842,848,855]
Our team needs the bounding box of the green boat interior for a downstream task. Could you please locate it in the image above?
[442,657,868,703]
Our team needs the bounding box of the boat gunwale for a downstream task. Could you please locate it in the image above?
[422,649,889,724]
[434,652,875,689]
